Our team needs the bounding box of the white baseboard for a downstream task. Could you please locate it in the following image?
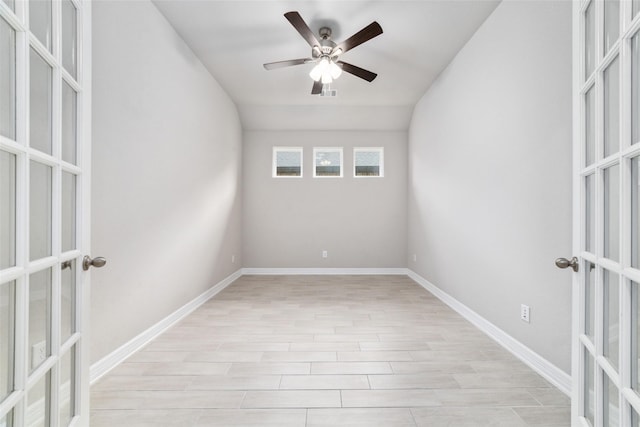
[407,269,572,396]
[242,267,410,275]
[89,268,243,385]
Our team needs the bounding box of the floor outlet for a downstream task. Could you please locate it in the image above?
[520,304,530,323]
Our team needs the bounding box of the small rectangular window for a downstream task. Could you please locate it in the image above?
[314,148,343,178]
[273,147,303,177]
[354,147,384,177]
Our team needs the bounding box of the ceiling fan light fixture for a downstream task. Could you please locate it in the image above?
[310,57,342,84]
[309,57,329,81]
[329,61,342,79]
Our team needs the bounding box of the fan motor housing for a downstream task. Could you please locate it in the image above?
[318,27,336,54]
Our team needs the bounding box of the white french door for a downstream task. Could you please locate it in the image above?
[573,0,640,426]
[0,0,91,425]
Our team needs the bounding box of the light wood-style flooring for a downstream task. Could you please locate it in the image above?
[90,275,570,426]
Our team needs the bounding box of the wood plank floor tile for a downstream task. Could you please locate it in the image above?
[241,390,341,408]
[411,407,527,426]
[368,373,460,390]
[307,408,416,426]
[311,362,393,375]
[195,409,307,426]
[90,409,203,427]
[341,389,441,408]
[90,275,569,426]
[279,374,370,390]
[337,351,413,362]
[186,375,282,391]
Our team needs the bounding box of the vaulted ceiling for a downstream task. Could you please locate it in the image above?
[152,0,500,130]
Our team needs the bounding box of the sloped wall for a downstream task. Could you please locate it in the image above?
[91,0,242,363]
[408,0,573,371]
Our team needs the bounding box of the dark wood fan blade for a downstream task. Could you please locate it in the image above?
[263,58,312,70]
[335,21,382,54]
[284,11,320,48]
[311,80,323,95]
[337,61,377,82]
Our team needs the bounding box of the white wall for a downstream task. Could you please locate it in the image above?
[91,0,242,363]
[408,0,573,372]
[243,131,407,268]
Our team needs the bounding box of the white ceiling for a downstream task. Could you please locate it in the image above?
[152,0,500,130]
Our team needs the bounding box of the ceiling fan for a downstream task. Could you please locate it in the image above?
[263,11,383,95]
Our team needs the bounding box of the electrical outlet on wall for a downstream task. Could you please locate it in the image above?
[413,254,417,262]
[231,255,235,263]
[32,341,46,368]
[322,250,328,259]
[520,304,530,323]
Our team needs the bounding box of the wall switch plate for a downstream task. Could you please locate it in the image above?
[32,341,46,368]
[231,255,235,263]
[413,254,417,262]
[322,250,328,258]
[520,304,530,323]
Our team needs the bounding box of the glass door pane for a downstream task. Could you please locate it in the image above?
[0,410,14,427]
[604,165,620,261]
[633,157,640,268]
[0,281,15,403]
[632,281,640,393]
[1,151,16,269]
[586,87,596,165]
[1,0,14,11]
[59,346,75,426]
[61,82,77,165]
[29,0,52,52]
[61,0,77,79]
[586,261,596,339]
[61,260,75,343]
[603,374,619,426]
[604,0,620,54]
[28,268,51,373]
[585,1,595,79]
[26,371,50,427]
[0,16,16,140]
[586,174,596,252]
[29,161,52,260]
[61,172,76,252]
[585,350,595,424]
[633,33,639,145]
[604,270,620,370]
[604,58,619,157]
[29,49,52,155]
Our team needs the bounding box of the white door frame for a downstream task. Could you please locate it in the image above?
[77,1,90,425]
[572,0,640,426]
[0,0,91,424]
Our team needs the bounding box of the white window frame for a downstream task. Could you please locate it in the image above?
[313,147,343,178]
[353,147,384,178]
[272,146,303,178]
